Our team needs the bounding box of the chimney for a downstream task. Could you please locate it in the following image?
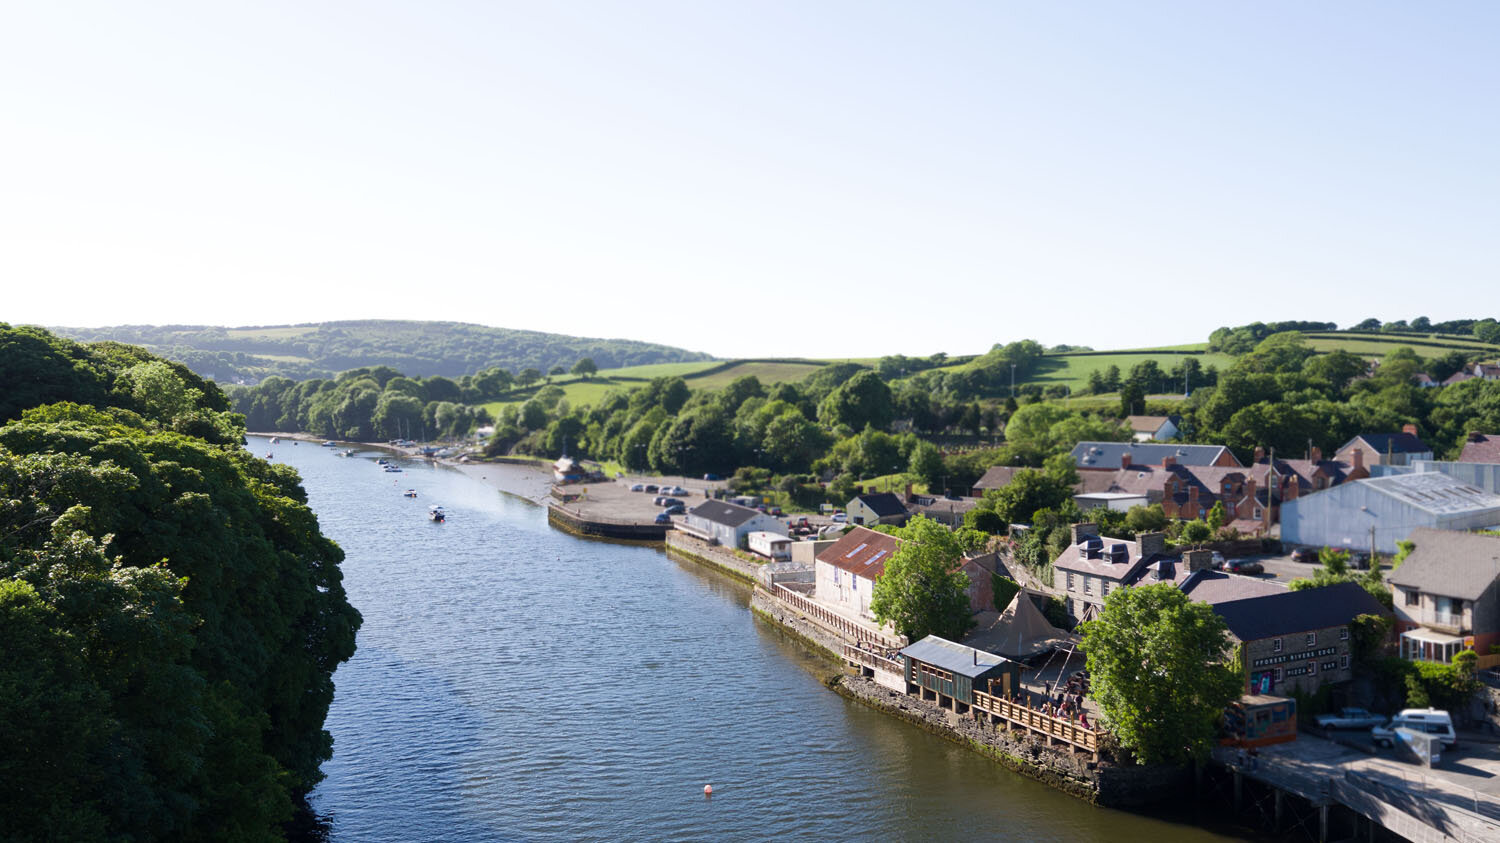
[1071,522,1099,545]
[1470,431,1485,443]
[1403,423,1419,436]
[1245,475,1257,509]
[1121,453,1132,470]
[1187,484,1200,515]
[1351,447,1364,472]
[905,482,913,500]
[1162,455,1177,469]
[1138,531,1167,558]
[1254,446,1266,463]
[1184,549,1214,572]
[1284,476,1300,501]
[1310,446,1322,463]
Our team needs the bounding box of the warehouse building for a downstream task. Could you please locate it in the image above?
[1280,472,1500,555]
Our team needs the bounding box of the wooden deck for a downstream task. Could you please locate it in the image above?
[971,689,1101,755]
[842,643,903,675]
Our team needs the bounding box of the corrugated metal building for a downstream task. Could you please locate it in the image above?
[900,635,1022,712]
[1281,472,1500,554]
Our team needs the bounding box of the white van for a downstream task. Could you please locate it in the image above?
[1371,708,1456,749]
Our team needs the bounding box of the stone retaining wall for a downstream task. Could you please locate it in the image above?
[664,531,762,584]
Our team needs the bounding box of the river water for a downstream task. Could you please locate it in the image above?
[257,438,1258,841]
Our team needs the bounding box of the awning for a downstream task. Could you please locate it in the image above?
[1400,627,1465,645]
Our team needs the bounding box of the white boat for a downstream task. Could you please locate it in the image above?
[270,436,280,444]
[428,505,446,523]
[403,489,418,498]
[384,465,403,473]
[321,440,337,447]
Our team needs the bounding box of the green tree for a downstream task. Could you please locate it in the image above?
[1080,584,1242,765]
[1125,504,1167,534]
[571,357,598,379]
[518,368,542,388]
[908,440,945,490]
[870,516,975,641]
[817,371,894,431]
[1205,500,1227,531]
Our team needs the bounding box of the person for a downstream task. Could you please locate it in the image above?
[1080,710,1091,730]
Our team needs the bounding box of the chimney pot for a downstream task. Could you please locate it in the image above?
[1121,453,1131,470]
[1469,431,1485,443]
[1310,446,1322,463]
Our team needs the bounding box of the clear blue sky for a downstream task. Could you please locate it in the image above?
[3,2,1495,358]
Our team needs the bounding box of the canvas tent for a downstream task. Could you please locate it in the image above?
[966,591,1075,659]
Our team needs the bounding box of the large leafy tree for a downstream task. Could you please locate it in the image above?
[870,516,974,641]
[818,370,894,431]
[1080,584,1242,765]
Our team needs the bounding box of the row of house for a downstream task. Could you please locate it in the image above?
[1414,361,1500,388]
[1051,523,1386,696]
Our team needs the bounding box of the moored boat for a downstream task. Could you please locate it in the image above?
[428,505,446,523]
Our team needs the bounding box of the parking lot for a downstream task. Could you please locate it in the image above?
[557,472,845,534]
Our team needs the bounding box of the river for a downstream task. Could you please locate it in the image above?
[256,438,1261,841]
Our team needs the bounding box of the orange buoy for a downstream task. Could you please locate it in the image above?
[703,784,713,796]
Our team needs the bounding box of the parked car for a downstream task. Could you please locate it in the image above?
[1372,709,1456,749]
[629,483,646,492]
[831,513,847,523]
[1210,551,1227,570]
[666,486,688,496]
[1226,559,1263,575]
[1350,552,1371,570]
[661,504,686,515]
[703,473,719,481]
[661,498,684,508]
[654,512,673,524]
[1290,548,1317,564]
[1315,707,1387,730]
[644,484,659,493]
[768,506,784,517]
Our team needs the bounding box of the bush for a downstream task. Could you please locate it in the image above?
[1455,649,1479,674]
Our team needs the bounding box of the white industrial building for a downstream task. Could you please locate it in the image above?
[679,500,785,549]
[1281,472,1500,555]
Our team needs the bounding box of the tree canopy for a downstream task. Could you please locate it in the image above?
[1080,584,1242,765]
[870,516,975,641]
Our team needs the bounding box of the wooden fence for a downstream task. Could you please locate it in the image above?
[842,642,904,675]
[971,689,1100,754]
[771,584,905,649]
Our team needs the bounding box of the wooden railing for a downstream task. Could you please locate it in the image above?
[842,643,904,675]
[971,690,1100,753]
[772,584,905,649]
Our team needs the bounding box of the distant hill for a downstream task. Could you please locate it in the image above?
[49,320,713,382]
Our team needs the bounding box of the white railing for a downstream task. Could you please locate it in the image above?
[1433,610,1463,628]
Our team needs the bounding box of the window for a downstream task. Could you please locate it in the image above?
[1340,627,1349,641]
[1273,638,1283,653]
[1405,589,1419,607]
[1340,655,1350,669]
[1067,572,1076,591]
[834,569,840,586]
[1253,507,1262,518]
[1305,633,1316,647]
[1084,576,1093,595]
[1101,581,1110,597]
[1274,668,1283,681]
[1309,661,1318,675]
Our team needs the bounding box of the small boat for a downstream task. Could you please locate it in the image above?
[403,489,418,498]
[384,466,403,473]
[270,436,280,444]
[376,458,389,465]
[428,505,446,523]
[321,440,337,447]
[264,452,274,459]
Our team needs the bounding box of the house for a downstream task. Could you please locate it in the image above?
[1281,472,1500,554]
[1070,441,1241,471]
[1413,372,1441,389]
[1335,426,1433,468]
[1126,414,1181,442]
[971,466,1021,496]
[900,635,1024,713]
[814,525,998,617]
[1052,525,1172,622]
[1217,582,1386,697]
[1073,491,1149,512]
[679,500,786,549]
[905,493,979,527]
[815,526,901,618]
[1178,564,1288,605]
[847,492,910,526]
[1388,528,1500,663]
[1443,370,1477,387]
[1459,432,1500,465]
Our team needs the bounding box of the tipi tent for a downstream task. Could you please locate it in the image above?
[986,590,1074,659]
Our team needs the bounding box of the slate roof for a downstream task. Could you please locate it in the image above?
[1387,527,1500,601]
[973,466,1021,491]
[1444,371,1477,386]
[855,492,909,518]
[815,526,902,580]
[1053,533,1162,581]
[1211,582,1386,642]
[1178,569,1288,605]
[901,635,1013,678]
[1342,432,1431,456]
[1070,441,1239,470]
[1459,434,1500,465]
[1126,415,1178,434]
[687,499,763,528]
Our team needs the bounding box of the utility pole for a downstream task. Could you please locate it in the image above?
[1011,364,1017,397]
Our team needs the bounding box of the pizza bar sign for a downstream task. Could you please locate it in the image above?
[1253,646,1337,668]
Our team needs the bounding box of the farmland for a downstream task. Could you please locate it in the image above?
[1302,332,1500,358]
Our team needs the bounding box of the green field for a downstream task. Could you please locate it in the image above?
[600,361,720,380]
[684,361,826,389]
[1303,333,1500,359]
[223,326,318,339]
[1029,352,1237,391]
[481,359,829,414]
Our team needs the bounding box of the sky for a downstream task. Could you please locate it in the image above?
[2,2,1496,359]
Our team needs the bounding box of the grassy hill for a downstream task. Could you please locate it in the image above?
[482,358,831,414]
[1301,331,1500,359]
[50,320,712,382]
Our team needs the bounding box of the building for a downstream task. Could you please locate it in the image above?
[1280,472,1500,554]
[1126,414,1181,442]
[900,635,1024,712]
[847,492,910,526]
[1178,566,1288,605]
[815,526,901,618]
[1052,525,1172,622]
[1073,491,1149,512]
[1216,582,1385,697]
[553,456,586,484]
[1388,528,1500,663]
[1413,372,1441,389]
[1335,426,1434,468]
[679,500,786,549]
[905,493,979,526]
[971,466,1021,496]
[1070,441,1241,471]
[1459,432,1500,465]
